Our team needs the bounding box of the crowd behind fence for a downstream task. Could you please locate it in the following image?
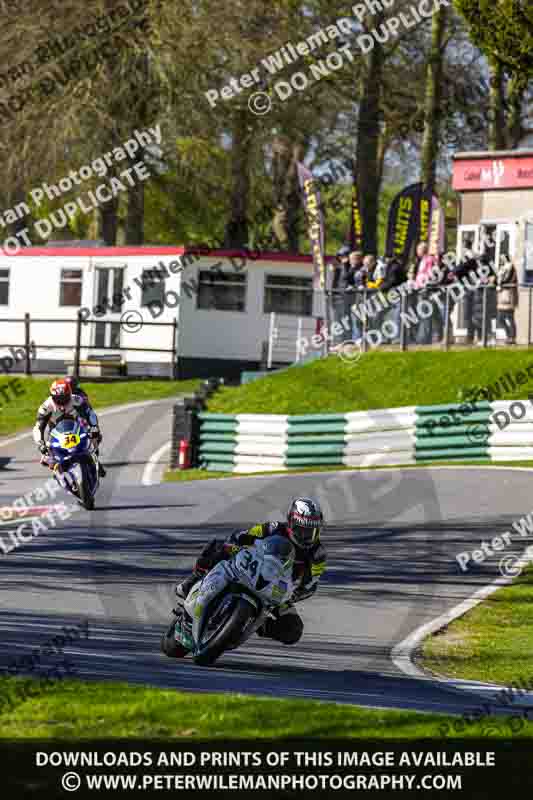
[323,282,529,353]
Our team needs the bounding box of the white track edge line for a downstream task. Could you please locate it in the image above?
[391,547,533,699]
[142,442,171,486]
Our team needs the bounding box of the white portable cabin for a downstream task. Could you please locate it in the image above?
[0,246,316,378]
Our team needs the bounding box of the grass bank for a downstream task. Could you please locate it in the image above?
[1,677,532,738]
[0,378,200,436]
[422,566,533,686]
[207,350,533,415]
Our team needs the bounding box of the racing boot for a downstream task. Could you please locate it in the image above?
[256,618,276,639]
[173,570,203,613]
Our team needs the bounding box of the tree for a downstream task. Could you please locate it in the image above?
[421,5,449,193]
[454,0,533,78]
[454,0,532,149]
[488,60,507,149]
[0,0,158,245]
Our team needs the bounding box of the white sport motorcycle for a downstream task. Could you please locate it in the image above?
[161,535,295,666]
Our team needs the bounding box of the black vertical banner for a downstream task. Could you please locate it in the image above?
[297,162,326,291]
[419,185,433,246]
[385,183,424,266]
[349,180,363,251]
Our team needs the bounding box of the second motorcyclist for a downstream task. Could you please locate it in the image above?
[32,378,106,477]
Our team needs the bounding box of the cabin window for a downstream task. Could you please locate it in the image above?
[263,274,313,316]
[59,269,83,306]
[525,223,533,284]
[0,270,9,305]
[140,268,166,307]
[197,270,246,312]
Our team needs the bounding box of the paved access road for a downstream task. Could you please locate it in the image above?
[1,396,532,719]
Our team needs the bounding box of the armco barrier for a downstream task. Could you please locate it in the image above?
[195,400,533,472]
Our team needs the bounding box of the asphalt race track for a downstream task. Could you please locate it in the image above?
[1,398,533,718]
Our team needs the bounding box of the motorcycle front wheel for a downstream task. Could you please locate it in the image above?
[78,460,95,510]
[194,596,256,667]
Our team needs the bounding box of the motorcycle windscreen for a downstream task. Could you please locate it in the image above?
[50,419,89,460]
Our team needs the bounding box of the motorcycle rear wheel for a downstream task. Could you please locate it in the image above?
[161,618,189,658]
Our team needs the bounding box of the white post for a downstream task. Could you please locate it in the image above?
[296,317,303,362]
[267,312,276,369]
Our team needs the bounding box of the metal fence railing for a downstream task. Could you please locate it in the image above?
[0,311,178,378]
[322,282,528,353]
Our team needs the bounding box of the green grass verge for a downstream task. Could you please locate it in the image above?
[165,461,533,482]
[207,350,533,415]
[1,677,533,738]
[0,378,200,436]
[421,566,533,686]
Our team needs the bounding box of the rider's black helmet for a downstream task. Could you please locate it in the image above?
[287,497,323,550]
[64,376,81,394]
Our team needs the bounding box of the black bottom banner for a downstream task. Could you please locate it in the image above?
[3,739,533,798]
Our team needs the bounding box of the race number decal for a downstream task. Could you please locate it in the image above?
[240,549,259,579]
[61,433,80,448]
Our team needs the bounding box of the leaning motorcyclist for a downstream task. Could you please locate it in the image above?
[32,378,106,478]
[174,497,326,646]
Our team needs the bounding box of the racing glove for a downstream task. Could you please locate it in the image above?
[38,441,48,455]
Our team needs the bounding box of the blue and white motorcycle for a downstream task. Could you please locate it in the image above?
[48,418,99,510]
[161,536,296,666]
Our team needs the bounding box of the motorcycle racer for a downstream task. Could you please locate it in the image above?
[173,497,326,647]
[32,378,106,477]
[64,375,89,404]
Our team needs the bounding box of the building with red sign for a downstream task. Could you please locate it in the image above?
[452,150,533,344]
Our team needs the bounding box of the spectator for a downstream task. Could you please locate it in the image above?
[348,250,364,283]
[495,257,518,345]
[380,257,405,343]
[470,253,497,345]
[362,255,383,334]
[414,249,440,345]
[347,250,365,340]
[365,255,380,288]
[405,242,428,341]
[408,242,427,282]
[437,252,459,342]
[329,245,353,346]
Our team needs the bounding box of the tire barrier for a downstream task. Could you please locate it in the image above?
[196,400,533,473]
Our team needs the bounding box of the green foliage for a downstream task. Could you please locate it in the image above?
[144,137,230,245]
[454,0,533,78]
